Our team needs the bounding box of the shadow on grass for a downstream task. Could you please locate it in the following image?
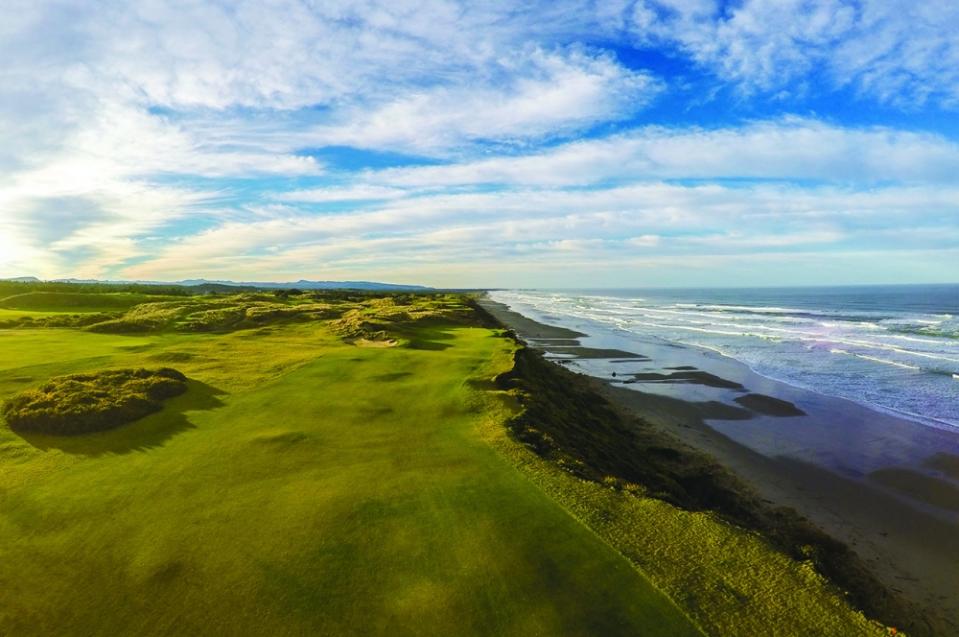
[400,325,457,351]
[406,339,452,351]
[15,379,226,456]
[466,378,498,391]
[371,371,413,382]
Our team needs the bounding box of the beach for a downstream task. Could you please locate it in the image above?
[479,296,959,635]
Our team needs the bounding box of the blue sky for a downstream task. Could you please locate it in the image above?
[2,0,958,287]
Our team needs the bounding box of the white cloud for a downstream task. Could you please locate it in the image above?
[370,118,959,187]
[121,180,959,283]
[303,47,661,152]
[628,234,662,248]
[629,0,959,105]
[277,186,410,203]
[0,99,319,278]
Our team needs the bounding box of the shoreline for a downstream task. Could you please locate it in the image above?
[477,297,959,636]
[490,289,959,435]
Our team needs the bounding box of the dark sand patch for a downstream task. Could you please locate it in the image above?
[544,346,649,360]
[625,370,745,390]
[665,365,698,371]
[526,338,582,346]
[735,393,806,417]
[924,452,959,481]
[608,386,753,422]
[870,468,959,512]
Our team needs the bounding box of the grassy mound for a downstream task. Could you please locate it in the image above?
[85,297,341,334]
[0,312,120,329]
[329,294,475,343]
[3,368,188,435]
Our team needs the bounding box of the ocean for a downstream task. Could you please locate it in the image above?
[490,284,959,431]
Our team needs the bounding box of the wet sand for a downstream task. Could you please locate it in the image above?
[479,297,959,634]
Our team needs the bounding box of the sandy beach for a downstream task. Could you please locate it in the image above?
[480,297,959,635]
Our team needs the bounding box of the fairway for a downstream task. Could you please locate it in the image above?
[0,311,702,635]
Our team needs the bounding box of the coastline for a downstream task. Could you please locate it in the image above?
[477,296,959,636]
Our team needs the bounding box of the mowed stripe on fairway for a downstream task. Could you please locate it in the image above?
[0,324,702,636]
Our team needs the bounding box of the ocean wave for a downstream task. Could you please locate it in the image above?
[490,289,959,430]
[673,303,890,321]
[610,315,959,363]
[533,303,959,365]
[887,325,959,340]
[578,301,959,353]
[829,348,921,370]
[631,305,813,323]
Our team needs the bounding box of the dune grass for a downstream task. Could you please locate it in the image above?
[3,368,187,435]
[0,295,702,636]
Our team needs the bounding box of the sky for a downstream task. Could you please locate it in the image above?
[1,0,958,288]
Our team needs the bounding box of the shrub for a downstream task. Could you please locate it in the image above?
[2,368,188,435]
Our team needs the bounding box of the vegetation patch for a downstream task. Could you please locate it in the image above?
[329,294,475,344]
[2,368,188,435]
[84,297,342,334]
[0,284,475,340]
[0,312,120,329]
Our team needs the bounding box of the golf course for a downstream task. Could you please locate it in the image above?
[0,284,891,636]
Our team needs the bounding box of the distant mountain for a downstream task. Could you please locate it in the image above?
[0,276,41,283]
[23,277,431,291]
[179,279,432,291]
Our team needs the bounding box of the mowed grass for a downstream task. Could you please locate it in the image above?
[0,321,701,635]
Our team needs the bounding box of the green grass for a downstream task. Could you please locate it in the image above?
[0,291,181,313]
[0,302,701,635]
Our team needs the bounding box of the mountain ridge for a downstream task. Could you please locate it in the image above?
[1,277,432,291]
